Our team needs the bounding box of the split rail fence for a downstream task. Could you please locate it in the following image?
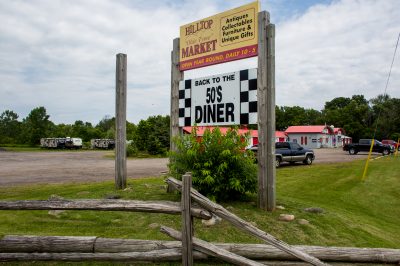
[0,173,399,265]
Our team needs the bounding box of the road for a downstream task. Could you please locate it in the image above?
[0,148,379,186]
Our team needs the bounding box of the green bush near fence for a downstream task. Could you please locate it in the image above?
[168,127,257,201]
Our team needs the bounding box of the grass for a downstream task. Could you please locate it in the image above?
[0,145,168,158]
[0,144,43,152]
[0,146,95,152]
[104,151,168,159]
[0,155,399,265]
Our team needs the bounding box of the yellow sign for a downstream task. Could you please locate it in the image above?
[179,1,259,71]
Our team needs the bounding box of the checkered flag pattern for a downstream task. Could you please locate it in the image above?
[239,69,257,124]
[178,79,192,127]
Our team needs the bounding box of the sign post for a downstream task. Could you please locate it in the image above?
[257,11,276,211]
[170,38,184,153]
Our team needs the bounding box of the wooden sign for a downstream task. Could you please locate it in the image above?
[179,1,259,71]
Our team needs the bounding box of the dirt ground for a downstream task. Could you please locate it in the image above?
[0,151,168,187]
[0,148,379,186]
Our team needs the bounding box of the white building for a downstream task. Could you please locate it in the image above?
[285,125,335,149]
[285,125,352,149]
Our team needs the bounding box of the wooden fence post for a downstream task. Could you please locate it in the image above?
[115,53,127,190]
[181,172,193,265]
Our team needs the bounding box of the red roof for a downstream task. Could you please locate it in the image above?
[182,127,287,138]
[276,131,287,138]
[334,127,346,135]
[285,125,334,134]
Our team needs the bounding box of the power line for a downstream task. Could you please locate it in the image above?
[372,32,400,138]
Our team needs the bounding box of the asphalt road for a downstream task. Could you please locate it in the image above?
[0,148,380,186]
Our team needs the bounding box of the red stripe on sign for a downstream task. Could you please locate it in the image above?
[180,44,258,71]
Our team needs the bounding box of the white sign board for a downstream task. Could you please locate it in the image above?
[192,72,239,126]
[179,68,257,126]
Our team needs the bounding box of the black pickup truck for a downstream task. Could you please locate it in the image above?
[343,139,392,155]
[248,141,315,167]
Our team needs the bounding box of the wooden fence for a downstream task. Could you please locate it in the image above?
[1,173,399,265]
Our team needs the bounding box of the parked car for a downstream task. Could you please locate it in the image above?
[381,140,400,151]
[343,139,392,155]
[248,141,315,167]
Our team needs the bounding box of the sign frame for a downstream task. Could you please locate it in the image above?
[179,1,259,71]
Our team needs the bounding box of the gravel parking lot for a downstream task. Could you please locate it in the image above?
[0,148,380,186]
[0,151,168,187]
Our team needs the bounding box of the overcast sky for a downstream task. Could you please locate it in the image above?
[0,0,399,124]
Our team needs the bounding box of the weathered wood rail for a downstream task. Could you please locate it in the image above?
[1,235,400,263]
[0,199,211,220]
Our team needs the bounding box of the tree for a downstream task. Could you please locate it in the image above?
[0,110,21,144]
[96,116,115,134]
[126,121,137,141]
[22,107,53,146]
[134,115,170,155]
[370,95,400,140]
[321,95,372,142]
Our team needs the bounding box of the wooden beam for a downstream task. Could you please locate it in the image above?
[2,236,400,263]
[0,249,205,262]
[161,226,265,266]
[181,173,193,265]
[266,22,276,211]
[0,199,212,220]
[170,38,183,153]
[257,11,272,211]
[115,53,127,189]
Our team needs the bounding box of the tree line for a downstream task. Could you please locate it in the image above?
[275,94,400,141]
[0,107,170,155]
[1,94,399,152]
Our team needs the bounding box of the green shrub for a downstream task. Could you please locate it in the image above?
[147,136,167,155]
[126,142,138,157]
[168,127,257,201]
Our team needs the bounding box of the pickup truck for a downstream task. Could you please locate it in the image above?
[343,139,392,155]
[248,141,315,167]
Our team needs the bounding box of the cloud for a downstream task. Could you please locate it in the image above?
[0,0,399,124]
[276,0,400,110]
[0,0,215,124]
